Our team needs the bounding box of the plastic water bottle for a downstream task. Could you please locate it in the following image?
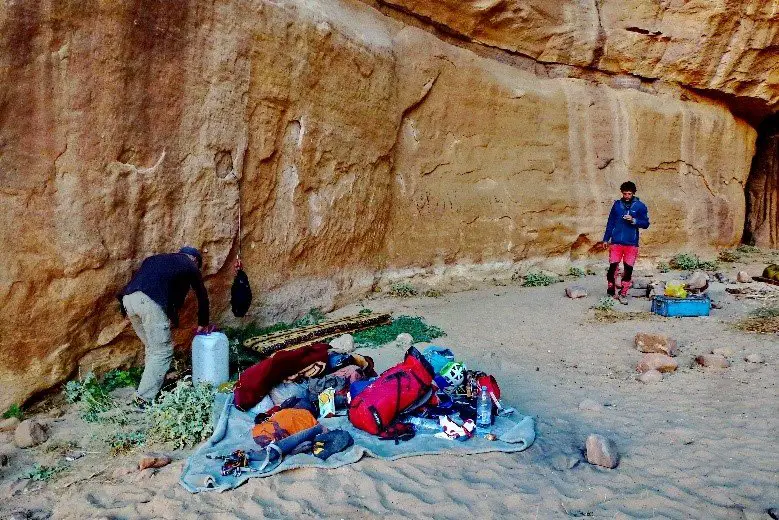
[476,386,493,433]
[192,332,229,386]
[406,416,441,433]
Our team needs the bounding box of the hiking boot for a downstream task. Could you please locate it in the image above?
[130,395,150,411]
[607,284,616,297]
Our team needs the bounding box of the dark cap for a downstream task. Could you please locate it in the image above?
[179,246,202,268]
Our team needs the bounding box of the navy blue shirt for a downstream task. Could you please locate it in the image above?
[119,253,209,327]
[603,197,650,246]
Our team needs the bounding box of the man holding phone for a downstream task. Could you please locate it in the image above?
[596,181,650,304]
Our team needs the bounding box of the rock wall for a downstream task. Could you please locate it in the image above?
[374,0,779,109]
[0,0,771,408]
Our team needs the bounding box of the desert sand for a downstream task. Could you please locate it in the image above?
[1,262,777,520]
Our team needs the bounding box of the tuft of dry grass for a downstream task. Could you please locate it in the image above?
[734,306,779,334]
[590,309,658,324]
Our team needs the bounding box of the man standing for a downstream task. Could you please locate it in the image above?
[118,246,210,406]
[597,182,650,304]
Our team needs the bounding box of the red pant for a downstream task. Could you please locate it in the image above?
[609,244,639,266]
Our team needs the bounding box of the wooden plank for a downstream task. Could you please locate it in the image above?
[243,312,392,357]
[753,276,779,286]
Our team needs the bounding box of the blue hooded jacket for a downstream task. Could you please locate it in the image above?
[603,197,649,246]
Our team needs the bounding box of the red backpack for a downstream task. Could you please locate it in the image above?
[348,347,435,435]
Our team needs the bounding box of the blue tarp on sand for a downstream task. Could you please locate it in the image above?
[181,394,536,493]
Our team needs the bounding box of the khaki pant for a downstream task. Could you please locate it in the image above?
[122,292,173,402]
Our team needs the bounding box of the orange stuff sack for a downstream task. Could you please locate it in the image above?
[251,408,318,447]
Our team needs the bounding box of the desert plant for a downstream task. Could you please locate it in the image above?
[657,262,671,273]
[717,249,741,263]
[567,267,586,278]
[108,431,147,456]
[423,288,444,298]
[668,253,718,271]
[65,372,116,423]
[102,368,143,393]
[358,308,373,315]
[735,306,779,334]
[593,297,616,311]
[522,271,561,287]
[353,316,444,348]
[736,245,760,254]
[2,404,23,420]
[146,377,216,449]
[292,308,326,327]
[25,464,64,482]
[669,253,700,270]
[388,282,418,297]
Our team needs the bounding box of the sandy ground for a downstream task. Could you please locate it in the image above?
[1,263,777,520]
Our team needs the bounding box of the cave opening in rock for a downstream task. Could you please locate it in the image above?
[743,113,779,248]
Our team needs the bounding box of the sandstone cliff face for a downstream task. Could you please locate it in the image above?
[377,0,779,109]
[383,27,755,269]
[0,0,771,408]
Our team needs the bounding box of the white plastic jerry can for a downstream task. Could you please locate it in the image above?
[191,332,229,386]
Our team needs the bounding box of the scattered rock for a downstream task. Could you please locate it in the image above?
[767,507,778,520]
[695,354,730,369]
[686,271,710,292]
[0,453,8,467]
[745,353,765,364]
[13,420,48,449]
[737,271,752,283]
[711,347,733,357]
[711,301,723,309]
[551,454,580,471]
[637,370,663,383]
[585,434,619,469]
[395,333,414,348]
[64,450,84,462]
[138,453,172,470]
[634,333,678,356]
[565,285,588,298]
[7,478,30,496]
[329,334,355,353]
[631,278,650,290]
[0,417,20,432]
[578,399,604,412]
[636,353,678,373]
[648,281,666,298]
[714,272,729,283]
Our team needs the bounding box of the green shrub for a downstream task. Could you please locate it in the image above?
[593,297,616,311]
[423,288,444,298]
[669,253,718,271]
[567,267,586,278]
[146,377,215,449]
[657,262,671,273]
[25,464,64,482]
[102,368,143,393]
[522,271,561,287]
[2,404,23,420]
[353,316,444,348]
[108,431,146,456]
[358,308,373,315]
[388,282,418,297]
[291,308,326,327]
[65,372,115,423]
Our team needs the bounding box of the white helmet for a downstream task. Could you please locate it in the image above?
[439,362,465,390]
